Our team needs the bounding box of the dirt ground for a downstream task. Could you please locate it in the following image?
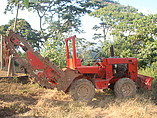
[0,72,157,118]
[0,69,26,77]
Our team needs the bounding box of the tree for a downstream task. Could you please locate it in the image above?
[41,36,98,67]
[0,18,43,50]
[4,0,118,67]
[90,3,140,41]
[41,36,66,68]
[5,0,116,32]
[90,3,157,67]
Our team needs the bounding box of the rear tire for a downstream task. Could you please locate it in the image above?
[114,78,136,98]
[70,79,95,102]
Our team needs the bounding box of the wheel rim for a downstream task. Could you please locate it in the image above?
[121,83,134,97]
[77,84,91,99]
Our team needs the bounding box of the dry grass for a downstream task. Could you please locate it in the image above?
[0,77,157,118]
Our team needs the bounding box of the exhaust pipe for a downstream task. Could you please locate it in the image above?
[110,45,114,57]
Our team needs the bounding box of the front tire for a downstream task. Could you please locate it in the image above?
[114,78,136,98]
[70,79,95,102]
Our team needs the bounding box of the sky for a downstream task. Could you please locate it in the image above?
[0,0,157,40]
[117,0,157,14]
[0,0,40,30]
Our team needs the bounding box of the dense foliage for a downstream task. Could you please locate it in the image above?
[4,0,117,66]
[1,0,157,69]
[0,18,43,50]
[90,3,157,68]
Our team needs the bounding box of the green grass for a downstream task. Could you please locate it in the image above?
[138,67,157,104]
[139,67,157,79]
[139,67,157,88]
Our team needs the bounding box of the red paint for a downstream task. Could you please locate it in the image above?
[6,32,154,91]
[65,36,153,90]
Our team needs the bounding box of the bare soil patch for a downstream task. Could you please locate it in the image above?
[0,76,157,118]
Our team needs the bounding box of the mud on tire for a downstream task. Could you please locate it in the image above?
[70,79,95,102]
[114,78,136,98]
